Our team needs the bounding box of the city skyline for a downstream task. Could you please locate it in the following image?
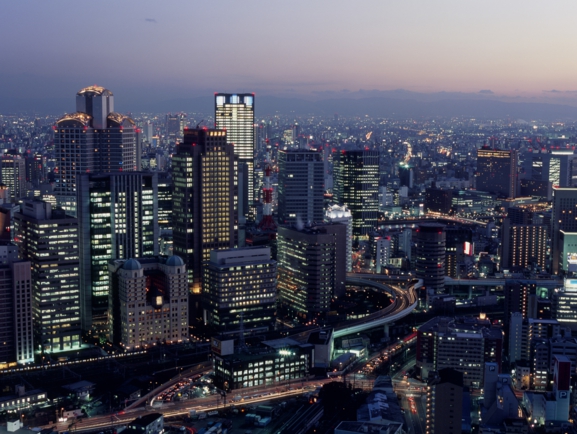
[2,1,577,112]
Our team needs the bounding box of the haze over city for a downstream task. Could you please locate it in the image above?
[3,1,577,113]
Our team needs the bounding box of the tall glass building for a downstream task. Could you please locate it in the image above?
[277,149,324,226]
[77,172,158,330]
[475,146,518,198]
[333,149,379,237]
[14,201,81,352]
[54,86,138,216]
[215,93,255,218]
[172,128,237,295]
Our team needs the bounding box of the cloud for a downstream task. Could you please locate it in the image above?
[145,18,157,23]
[479,89,493,94]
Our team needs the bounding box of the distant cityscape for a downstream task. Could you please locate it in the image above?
[3,84,577,434]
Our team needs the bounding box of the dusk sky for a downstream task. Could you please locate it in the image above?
[2,1,577,108]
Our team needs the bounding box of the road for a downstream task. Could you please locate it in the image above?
[51,377,334,433]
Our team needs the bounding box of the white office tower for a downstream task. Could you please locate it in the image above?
[215,93,255,218]
[325,204,353,272]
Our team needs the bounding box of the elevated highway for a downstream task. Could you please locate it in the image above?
[333,276,421,339]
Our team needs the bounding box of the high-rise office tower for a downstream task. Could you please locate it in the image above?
[107,256,188,349]
[77,172,159,330]
[475,145,518,198]
[501,218,548,270]
[325,204,353,272]
[0,241,34,366]
[0,154,26,201]
[172,128,236,294]
[426,368,464,434]
[551,187,577,274]
[416,223,446,295]
[14,200,81,352]
[520,150,576,198]
[333,149,379,237]
[54,86,138,216]
[398,163,413,188]
[277,149,324,226]
[202,247,277,332]
[166,113,185,141]
[215,93,255,218]
[277,223,347,320]
[157,172,172,234]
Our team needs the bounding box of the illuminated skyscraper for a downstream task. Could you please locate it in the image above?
[277,223,347,320]
[77,172,159,330]
[0,154,26,201]
[416,223,446,295]
[14,200,81,352]
[501,218,547,270]
[172,128,236,294]
[202,247,276,332]
[475,146,518,198]
[54,86,138,216]
[215,93,255,217]
[333,149,379,237]
[277,149,324,226]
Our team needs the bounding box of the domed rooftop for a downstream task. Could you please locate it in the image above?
[166,255,185,267]
[123,258,142,271]
[77,85,113,96]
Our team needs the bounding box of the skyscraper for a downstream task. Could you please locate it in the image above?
[416,223,446,295]
[0,154,26,201]
[54,86,138,216]
[333,149,379,237]
[202,247,277,332]
[277,149,324,226]
[475,146,518,198]
[215,93,255,217]
[426,368,464,434]
[77,172,159,330]
[0,241,33,366]
[14,200,81,352]
[501,218,547,270]
[172,128,236,294]
[277,223,347,320]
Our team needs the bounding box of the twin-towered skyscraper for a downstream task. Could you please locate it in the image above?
[54,86,139,216]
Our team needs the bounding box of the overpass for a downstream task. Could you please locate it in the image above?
[333,277,421,339]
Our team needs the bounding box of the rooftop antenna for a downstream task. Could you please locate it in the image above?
[196,119,205,129]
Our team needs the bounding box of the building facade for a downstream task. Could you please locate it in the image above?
[215,93,255,215]
[108,257,188,349]
[54,86,138,216]
[202,247,276,333]
[172,128,237,294]
[0,154,26,201]
[14,201,81,352]
[78,172,159,330]
[416,316,503,388]
[416,223,446,295]
[0,242,33,367]
[277,223,347,320]
[476,146,518,198]
[333,149,379,237]
[277,149,324,226]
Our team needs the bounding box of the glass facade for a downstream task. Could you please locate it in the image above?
[333,150,379,237]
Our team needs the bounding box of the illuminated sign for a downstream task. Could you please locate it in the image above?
[564,279,577,292]
[464,242,473,256]
[279,350,294,356]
